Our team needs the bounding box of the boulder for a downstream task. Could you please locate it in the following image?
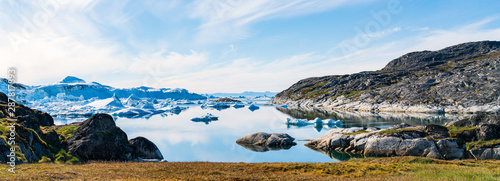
[363,135,441,158]
[456,129,477,143]
[305,129,356,151]
[129,137,163,160]
[68,114,134,161]
[477,124,500,141]
[436,139,463,160]
[363,136,401,157]
[424,124,450,139]
[468,147,500,160]
[236,132,296,148]
[386,129,426,139]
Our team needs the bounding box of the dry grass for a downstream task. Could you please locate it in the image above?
[0,157,499,181]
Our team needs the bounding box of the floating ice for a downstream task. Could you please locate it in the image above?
[285,117,342,126]
[191,113,219,124]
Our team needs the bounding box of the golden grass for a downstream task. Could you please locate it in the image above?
[0,157,499,181]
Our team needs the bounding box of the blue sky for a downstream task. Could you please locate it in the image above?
[1,0,500,93]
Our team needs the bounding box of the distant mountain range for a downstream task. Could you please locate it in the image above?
[273,41,500,113]
[0,76,206,101]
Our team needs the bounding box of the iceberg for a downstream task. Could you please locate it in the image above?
[112,107,158,117]
[285,117,342,126]
[124,94,142,107]
[86,93,124,108]
[191,113,218,124]
[201,102,231,110]
[141,102,155,110]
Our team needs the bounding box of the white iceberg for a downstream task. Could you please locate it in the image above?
[191,113,219,124]
[141,101,155,110]
[86,94,124,108]
[285,117,342,126]
[124,94,142,107]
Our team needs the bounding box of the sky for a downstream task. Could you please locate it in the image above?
[1,0,500,93]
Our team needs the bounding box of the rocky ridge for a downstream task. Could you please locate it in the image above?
[272,41,500,113]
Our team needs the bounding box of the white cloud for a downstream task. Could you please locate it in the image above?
[150,18,500,93]
[189,0,364,44]
[128,50,208,75]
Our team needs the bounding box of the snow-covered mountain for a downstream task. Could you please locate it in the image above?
[0,76,206,117]
[0,76,206,101]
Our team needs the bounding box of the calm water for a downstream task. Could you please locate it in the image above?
[54,104,464,163]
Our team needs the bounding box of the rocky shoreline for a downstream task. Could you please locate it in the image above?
[272,41,500,114]
[304,115,500,160]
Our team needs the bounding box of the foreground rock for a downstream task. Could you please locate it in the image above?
[129,137,164,160]
[273,41,500,113]
[0,92,55,163]
[0,93,164,164]
[68,114,134,160]
[68,113,164,161]
[306,115,500,160]
[236,132,296,152]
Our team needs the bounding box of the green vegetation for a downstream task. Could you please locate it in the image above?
[447,126,476,138]
[312,81,328,89]
[330,94,342,101]
[378,127,419,135]
[0,157,498,180]
[38,156,51,163]
[466,139,500,150]
[54,149,80,164]
[56,125,78,139]
[464,52,500,62]
[345,90,366,99]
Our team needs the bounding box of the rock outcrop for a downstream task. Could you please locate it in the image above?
[236,132,296,152]
[129,137,164,160]
[273,41,500,113]
[0,91,164,164]
[68,114,134,161]
[214,98,241,103]
[306,115,500,160]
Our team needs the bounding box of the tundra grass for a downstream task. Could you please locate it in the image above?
[0,157,499,180]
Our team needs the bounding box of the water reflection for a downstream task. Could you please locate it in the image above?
[237,143,294,152]
[306,145,363,162]
[277,107,465,129]
[54,105,470,163]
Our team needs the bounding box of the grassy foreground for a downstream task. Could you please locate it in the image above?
[1,157,499,181]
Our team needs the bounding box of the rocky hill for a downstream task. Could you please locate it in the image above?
[272,41,500,113]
